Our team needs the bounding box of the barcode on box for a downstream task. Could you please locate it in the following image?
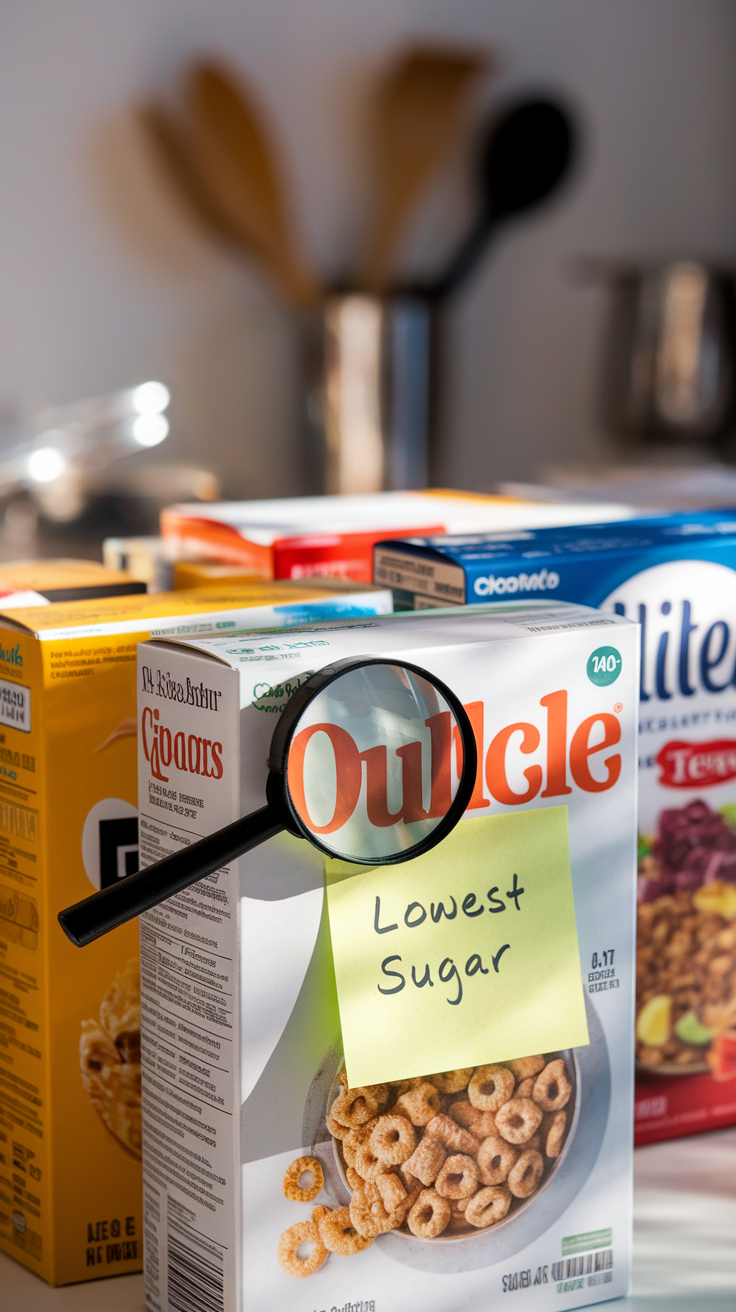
[552,1250,613,1281]
[167,1229,224,1312]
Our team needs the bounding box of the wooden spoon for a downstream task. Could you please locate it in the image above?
[184,61,319,306]
[359,45,489,291]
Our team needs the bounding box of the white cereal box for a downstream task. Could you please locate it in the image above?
[136,603,638,1312]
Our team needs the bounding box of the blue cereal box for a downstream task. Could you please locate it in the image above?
[374,517,736,1143]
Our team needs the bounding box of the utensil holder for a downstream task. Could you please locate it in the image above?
[301,292,434,494]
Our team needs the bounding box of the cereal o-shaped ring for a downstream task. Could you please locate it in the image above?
[407,1188,452,1238]
[494,1097,543,1145]
[341,1135,359,1169]
[318,1206,373,1255]
[282,1155,324,1202]
[468,1064,515,1112]
[507,1148,544,1198]
[370,1113,417,1166]
[329,1087,381,1129]
[532,1059,571,1112]
[277,1221,328,1278]
[341,1117,379,1166]
[354,1140,384,1181]
[505,1054,545,1080]
[545,1110,567,1158]
[341,1077,390,1112]
[476,1134,519,1185]
[326,1113,351,1140]
[427,1067,475,1094]
[358,1080,390,1109]
[515,1076,535,1100]
[435,1153,479,1199]
[465,1185,512,1228]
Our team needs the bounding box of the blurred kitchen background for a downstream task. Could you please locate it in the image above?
[1,0,736,548]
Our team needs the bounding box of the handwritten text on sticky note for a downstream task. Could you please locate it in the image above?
[326,806,589,1088]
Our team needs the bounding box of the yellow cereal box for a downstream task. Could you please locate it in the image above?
[0,581,391,1285]
[0,557,143,603]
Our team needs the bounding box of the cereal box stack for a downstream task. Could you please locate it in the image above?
[136,601,637,1311]
[0,578,391,1286]
[374,515,736,1143]
[159,489,633,582]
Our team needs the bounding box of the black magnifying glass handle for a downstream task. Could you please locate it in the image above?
[58,805,283,948]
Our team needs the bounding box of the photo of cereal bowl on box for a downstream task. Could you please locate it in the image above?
[327,1056,573,1239]
[637,800,736,1080]
[289,1000,610,1277]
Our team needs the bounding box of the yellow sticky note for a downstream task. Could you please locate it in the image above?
[326,806,589,1087]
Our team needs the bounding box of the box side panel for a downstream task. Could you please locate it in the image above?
[138,644,241,1312]
[373,543,467,603]
[0,632,52,1280]
[42,634,143,1283]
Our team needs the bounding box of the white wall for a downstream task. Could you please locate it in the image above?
[0,0,735,496]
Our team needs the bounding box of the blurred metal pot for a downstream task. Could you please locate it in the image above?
[602,261,736,444]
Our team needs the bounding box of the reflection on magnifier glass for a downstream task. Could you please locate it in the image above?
[59,657,477,947]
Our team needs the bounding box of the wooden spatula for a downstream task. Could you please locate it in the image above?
[140,102,252,252]
[140,100,298,292]
[185,61,319,306]
[359,45,488,290]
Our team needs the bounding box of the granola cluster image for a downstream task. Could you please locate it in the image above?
[79,957,141,1158]
[637,800,736,1078]
[277,1054,573,1276]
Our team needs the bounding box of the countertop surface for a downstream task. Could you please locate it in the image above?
[2,1128,736,1310]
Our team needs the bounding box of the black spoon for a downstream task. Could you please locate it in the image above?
[430,97,577,297]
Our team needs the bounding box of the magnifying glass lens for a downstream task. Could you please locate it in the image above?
[285,663,464,863]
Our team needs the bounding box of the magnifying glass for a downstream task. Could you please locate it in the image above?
[59,656,477,947]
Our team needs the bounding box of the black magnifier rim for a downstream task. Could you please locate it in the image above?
[266,655,478,866]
